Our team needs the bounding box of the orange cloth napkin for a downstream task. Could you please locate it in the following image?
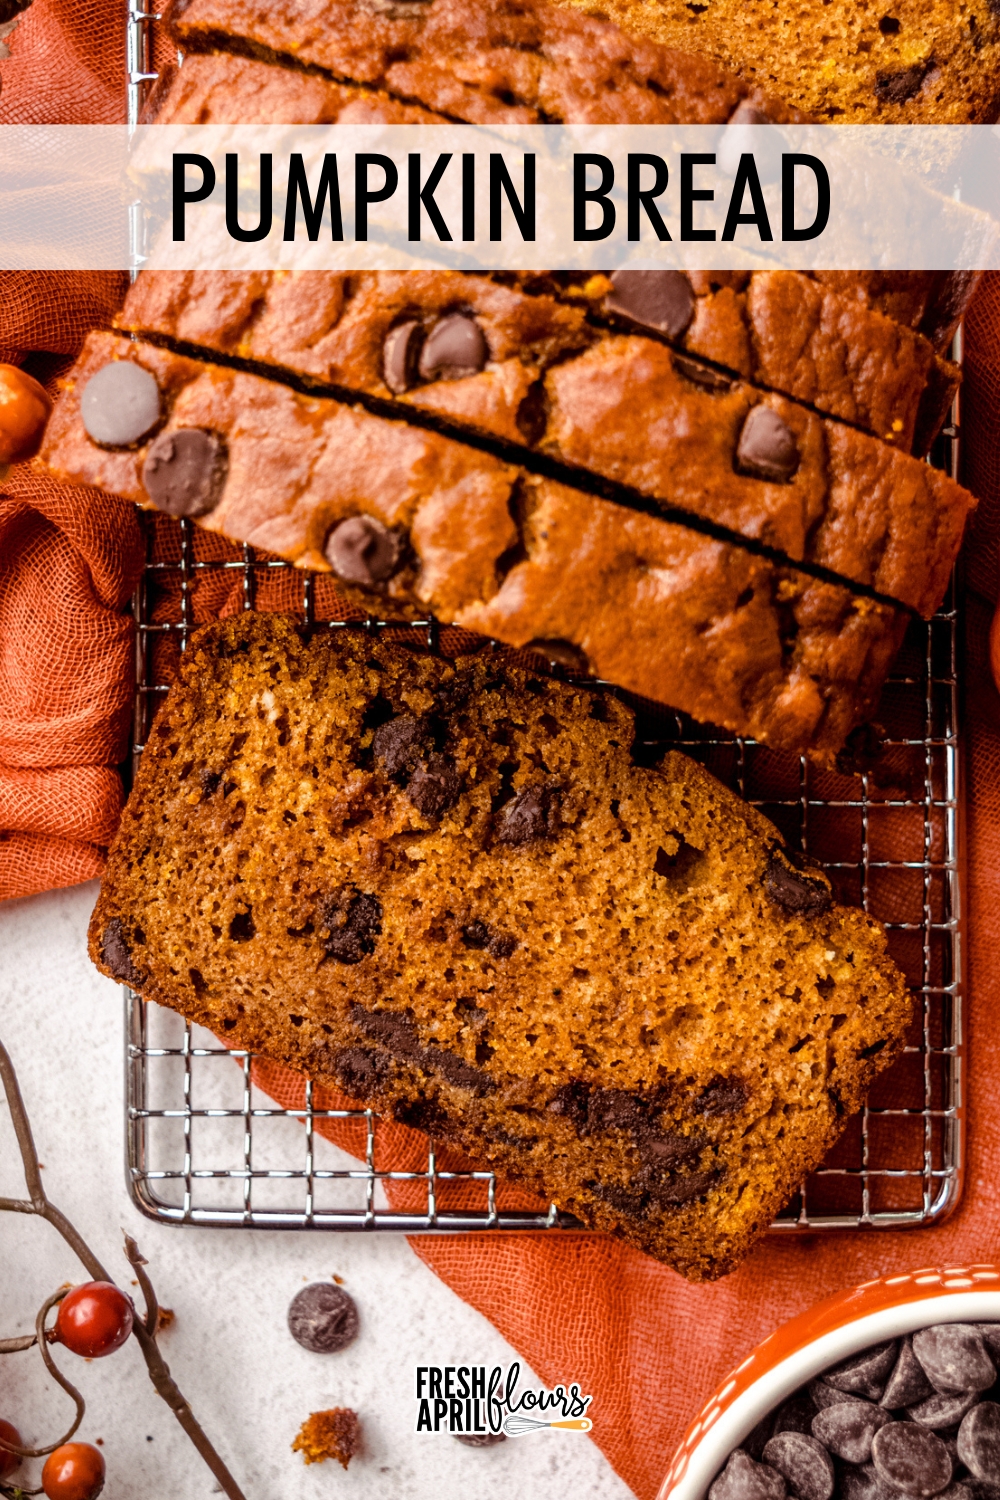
[5,9,1000,1500]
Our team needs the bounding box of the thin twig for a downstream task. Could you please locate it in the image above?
[123,1233,158,1336]
[0,1293,82,1460]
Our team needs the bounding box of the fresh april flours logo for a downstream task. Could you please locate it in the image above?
[415,1362,592,1437]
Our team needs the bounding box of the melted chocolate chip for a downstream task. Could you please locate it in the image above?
[372,713,434,779]
[587,1086,648,1135]
[407,753,462,818]
[525,638,589,673]
[392,1097,454,1135]
[639,1134,704,1173]
[142,429,227,518]
[287,1283,359,1353]
[736,406,800,483]
[325,515,404,587]
[100,917,141,987]
[320,887,383,964]
[605,269,695,339]
[697,1076,751,1116]
[417,314,488,382]
[199,768,222,798]
[587,1179,649,1217]
[351,1004,421,1059]
[383,319,423,393]
[495,784,560,846]
[330,1046,390,1095]
[423,1046,495,1094]
[765,853,833,917]
[875,62,932,105]
[461,921,516,959]
[548,1079,591,1130]
[645,1168,720,1206]
[80,361,161,447]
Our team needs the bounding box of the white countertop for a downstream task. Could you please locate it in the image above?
[0,882,635,1500]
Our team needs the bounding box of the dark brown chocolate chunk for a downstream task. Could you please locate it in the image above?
[710,1451,787,1500]
[392,1096,453,1135]
[736,406,800,483]
[548,1079,591,1130]
[639,1134,704,1172]
[826,1342,899,1400]
[841,1466,896,1500]
[605,269,696,339]
[811,1380,862,1411]
[958,1403,1000,1483]
[320,887,382,964]
[142,428,227,518]
[908,1391,980,1429]
[330,1046,390,1095]
[461,920,492,949]
[765,853,833,918]
[81,360,161,447]
[407,753,462,818]
[100,917,141,987]
[525,638,589,673]
[417,314,488,382]
[587,1086,648,1134]
[351,1003,421,1058]
[875,62,931,105]
[674,355,734,393]
[383,319,423,393]
[324,515,404,587]
[287,1282,359,1353]
[883,1339,937,1410]
[697,1076,751,1116]
[772,1395,818,1439]
[454,1431,507,1446]
[644,1167,720,1206]
[588,1179,649,1217]
[913,1327,996,1395]
[871,1422,953,1496]
[372,713,434,779]
[461,921,517,959]
[495,784,560,845]
[423,1046,494,1094]
[762,1433,835,1500]
[812,1401,889,1464]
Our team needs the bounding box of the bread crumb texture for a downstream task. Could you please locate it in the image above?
[90,613,912,1281]
[292,1408,362,1468]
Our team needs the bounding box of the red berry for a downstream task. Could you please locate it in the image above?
[0,1419,22,1479]
[54,1282,134,1358]
[41,1442,105,1500]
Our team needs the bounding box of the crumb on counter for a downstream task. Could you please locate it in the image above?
[292,1408,361,1469]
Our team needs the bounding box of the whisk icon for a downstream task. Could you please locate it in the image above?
[502,1414,593,1437]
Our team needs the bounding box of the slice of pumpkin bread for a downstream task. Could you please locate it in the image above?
[89,612,911,1280]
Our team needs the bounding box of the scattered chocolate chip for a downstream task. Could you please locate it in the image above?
[100,917,141,987]
[913,1327,996,1395]
[883,1340,937,1410]
[875,62,931,105]
[320,887,382,964]
[765,853,833,918]
[710,1451,787,1500]
[330,1046,390,1095]
[325,515,404,587]
[407,753,462,818]
[871,1422,953,1496]
[383,319,423,393]
[287,1283,359,1353]
[908,1391,980,1429]
[826,1343,899,1402]
[495,784,559,845]
[605,269,696,339]
[762,1432,835,1500]
[80,361,161,447]
[455,1431,507,1446]
[958,1404,1000,1483]
[812,1403,890,1465]
[525,638,589,673]
[736,406,800,483]
[587,1086,647,1134]
[372,713,434,779]
[142,428,227,518]
[417,314,488,382]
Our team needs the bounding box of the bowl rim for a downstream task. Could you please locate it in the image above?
[658,1265,1000,1500]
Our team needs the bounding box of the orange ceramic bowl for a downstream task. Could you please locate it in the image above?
[659,1266,1000,1500]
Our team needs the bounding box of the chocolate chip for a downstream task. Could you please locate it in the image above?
[325,515,404,587]
[407,753,462,818]
[287,1283,359,1353]
[674,355,734,392]
[762,1432,835,1500]
[142,428,227,518]
[423,1046,494,1094]
[417,314,488,382]
[710,1451,787,1500]
[697,1077,751,1116]
[772,1396,818,1439]
[588,1179,650,1217]
[487,933,517,959]
[841,1466,896,1500]
[812,1402,890,1464]
[495,785,559,845]
[587,1086,647,1134]
[548,1079,591,1131]
[872,1423,953,1496]
[455,1431,507,1446]
[883,1340,937,1410]
[605,270,696,339]
[351,1004,421,1059]
[462,920,491,949]
[913,1327,996,1395]
[765,853,833,918]
[811,1380,862,1411]
[372,713,433,779]
[639,1133,704,1173]
[525,638,589,673]
[644,1167,720,1206]
[909,1391,980,1429]
[875,62,931,105]
[383,319,423,393]
[330,1046,389,1095]
[958,1404,1000,1483]
[461,921,516,958]
[736,406,800,483]
[320,887,382,964]
[100,917,141,987]
[80,361,161,447]
[826,1343,899,1401]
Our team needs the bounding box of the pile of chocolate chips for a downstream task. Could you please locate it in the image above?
[711,1325,1000,1500]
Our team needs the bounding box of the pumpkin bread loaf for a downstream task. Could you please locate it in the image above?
[88,613,913,1280]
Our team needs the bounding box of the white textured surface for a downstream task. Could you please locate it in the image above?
[0,882,635,1500]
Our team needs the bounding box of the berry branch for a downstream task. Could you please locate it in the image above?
[0,1039,249,1500]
